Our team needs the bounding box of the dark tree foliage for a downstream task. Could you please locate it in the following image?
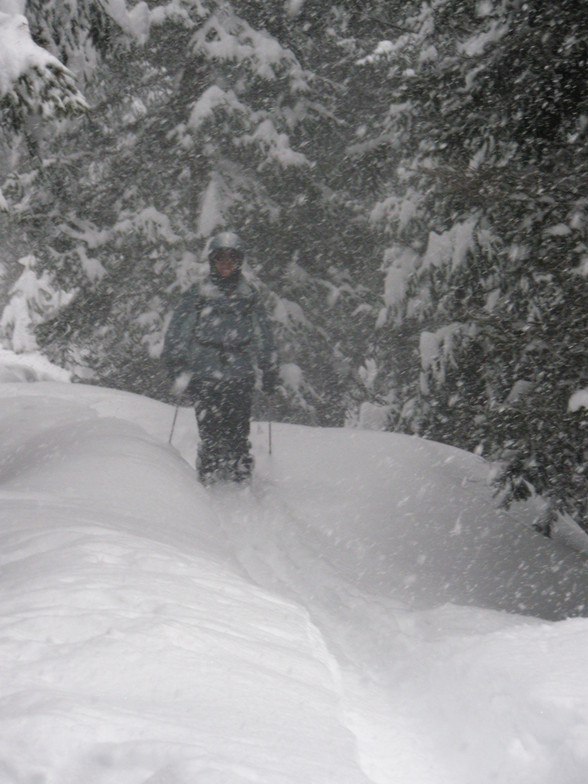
[358,0,588,529]
[2,1,377,423]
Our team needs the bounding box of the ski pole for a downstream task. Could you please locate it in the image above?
[267,394,273,455]
[168,404,180,446]
[266,382,283,455]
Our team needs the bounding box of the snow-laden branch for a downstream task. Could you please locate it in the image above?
[0,12,88,125]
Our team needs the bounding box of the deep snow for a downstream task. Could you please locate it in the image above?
[1,358,588,783]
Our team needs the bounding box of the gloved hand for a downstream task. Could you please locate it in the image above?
[262,368,279,395]
[172,371,192,397]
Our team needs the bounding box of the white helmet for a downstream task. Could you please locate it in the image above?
[208,231,245,262]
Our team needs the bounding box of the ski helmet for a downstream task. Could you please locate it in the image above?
[208,231,245,263]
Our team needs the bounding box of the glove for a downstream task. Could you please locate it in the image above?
[172,371,192,397]
[262,368,279,395]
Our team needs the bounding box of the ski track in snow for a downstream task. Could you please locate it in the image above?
[206,467,588,784]
[209,425,588,784]
[208,480,438,781]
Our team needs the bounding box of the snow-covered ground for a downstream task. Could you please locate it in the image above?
[1,354,588,783]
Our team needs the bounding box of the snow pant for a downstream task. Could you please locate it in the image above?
[192,378,254,483]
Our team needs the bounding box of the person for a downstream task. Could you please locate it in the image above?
[162,231,279,484]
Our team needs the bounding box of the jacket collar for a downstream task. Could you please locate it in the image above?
[201,276,253,299]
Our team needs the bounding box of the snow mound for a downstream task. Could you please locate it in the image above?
[0,348,71,382]
[1,379,587,783]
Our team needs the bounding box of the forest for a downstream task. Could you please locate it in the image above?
[1,0,586,532]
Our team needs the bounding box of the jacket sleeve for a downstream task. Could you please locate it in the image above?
[161,288,200,379]
[252,292,279,377]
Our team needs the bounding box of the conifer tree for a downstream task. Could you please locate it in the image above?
[3,0,377,422]
[357,0,588,529]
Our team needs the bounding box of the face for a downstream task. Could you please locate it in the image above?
[213,249,241,278]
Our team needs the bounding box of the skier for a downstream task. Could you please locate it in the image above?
[162,231,279,484]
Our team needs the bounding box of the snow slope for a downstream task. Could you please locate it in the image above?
[1,371,587,783]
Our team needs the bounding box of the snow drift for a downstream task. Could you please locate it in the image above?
[1,369,587,783]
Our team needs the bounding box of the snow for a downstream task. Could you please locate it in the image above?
[0,347,70,382]
[1,360,588,783]
[545,223,572,237]
[191,14,309,89]
[419,323,467,387]
[0,0,160,103]
[116,206,181,244]
[0,255,76,353]
[76,245,108,283]
[187,89,309,169]
[505,379,534,405]
[188,86,248,131]
[569,388,588,412]
[381,245,420,309]
[286,0,305,17]
[197,178,223,238]
[241,119,310,169]
[0,11,63,98]
[102,0,150,44]
[457,22,510,58]
[272,297,311,328]
[356,401,390,431]
[0,1,25,13]
[278,362,303,392]
[149,0,203,27]
[421,218,478,273]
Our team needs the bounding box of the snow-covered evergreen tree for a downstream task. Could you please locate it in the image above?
[2,0,376,422]
[356,0,588,529]
[0,2,88,210]
[0,254,75,352]
[0,7,88,127]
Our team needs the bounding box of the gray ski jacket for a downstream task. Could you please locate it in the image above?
[162,276,278,388]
